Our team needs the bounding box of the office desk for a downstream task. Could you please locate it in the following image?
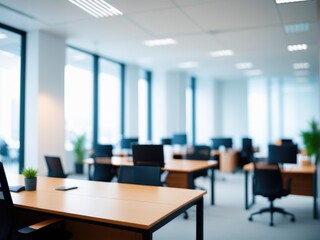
[8,175,205,240]
[243,163,318,219]
[85,157,217,205]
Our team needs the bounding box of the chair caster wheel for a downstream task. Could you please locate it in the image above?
[248,217,252,221]
[291,218,295,222]
[269,223,274,227]
[183,212,188,220]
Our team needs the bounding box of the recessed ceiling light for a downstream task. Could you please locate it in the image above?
[245,69,262,77]
[178,62,199,69]
[293,62,309,69]
[68,0,122,18]
[284,23,309,33]
[210,50,234,57]
[275,0,310,4]
[0,33,7,39]
[287,44,308,51]
[235,62,253,70]
[144,38,177,47]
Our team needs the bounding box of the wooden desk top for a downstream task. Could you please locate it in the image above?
[243,162,316,174]
[8,175,205,230]
[84,157,218,173]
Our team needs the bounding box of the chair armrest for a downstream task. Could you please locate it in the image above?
[18,218,65,235]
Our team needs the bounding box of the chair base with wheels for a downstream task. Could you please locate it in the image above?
[248,201,295,226]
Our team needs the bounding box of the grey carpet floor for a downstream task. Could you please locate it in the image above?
[154,172,319,240]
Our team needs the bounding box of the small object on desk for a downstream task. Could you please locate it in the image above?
[55,186,78,191]
[9,185,25,192]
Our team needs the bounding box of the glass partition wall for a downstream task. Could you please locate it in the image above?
[0,25,26,173]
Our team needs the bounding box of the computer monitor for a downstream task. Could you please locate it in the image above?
[211,138,233,150]
[120,138,139,149]
[280,139,293,145]
[132,144,165,167]
[268,144,298,164]
[172,134,187,145]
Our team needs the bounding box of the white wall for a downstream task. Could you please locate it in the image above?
[25,30,66,175]
[214,79,248,148]
[196,77,215,145]
[124,64,139,137]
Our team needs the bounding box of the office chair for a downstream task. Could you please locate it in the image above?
[239,138,254,167]
[118,166,161,186]
[92,144,113,157]
[44,156,68,178]
[161,138,172,145]
[0,162,72,240]
[0,139,10,162]
[185,145,211,188]
[248,162,295,226]
[89,157,116,182]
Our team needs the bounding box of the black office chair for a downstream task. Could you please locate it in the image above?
[44,156,68,178]
[185,145,211,188]
[92,144,113,157]
[0,162,72,240]
[0,139,10,162]
[239,138,254,167]
[118,166,161,186]
[248,162,295,226]
[89,157,116,182]
[161,138,172,145]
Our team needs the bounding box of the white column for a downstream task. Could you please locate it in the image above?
[124,64,139,138]
[25,31,66,175]
[165,71,188,135]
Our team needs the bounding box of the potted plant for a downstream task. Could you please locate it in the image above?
[22,167,38,191]
[300,118,320,166]
[73,134,86,174]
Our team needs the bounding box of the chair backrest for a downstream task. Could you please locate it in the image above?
[92,144,113,157]
[172,134,187,145]
[118,166,161,186]
[253,162,283,198]
[268,144,298,164]
[44,156,66,178]
[240,138,254,161]
[0,162,14,239]
[185,145,211,160]
[90,157,116,182]
[132,144,165,167]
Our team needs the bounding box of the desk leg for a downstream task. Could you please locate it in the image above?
[245,171,248,209]
[313,169,318,219]
[245,171,255,210]
[88,164,92,180]
[211,168,215,205]
[142,231,152,240]
[196,197,204,240]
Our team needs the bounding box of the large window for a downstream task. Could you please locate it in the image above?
[0,24,26,173]
[97,59,122,145]
[64,48,94,150]
[138,70,151,143]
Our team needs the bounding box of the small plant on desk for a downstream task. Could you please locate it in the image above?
[22,167,38,191]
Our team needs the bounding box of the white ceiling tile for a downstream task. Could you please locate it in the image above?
[128,8,202,35]
[106,0,175,13]
[181,0,281,31]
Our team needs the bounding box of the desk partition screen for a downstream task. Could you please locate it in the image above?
[211,138,233,150]
[268,144,298,164]
[132,144,165,167]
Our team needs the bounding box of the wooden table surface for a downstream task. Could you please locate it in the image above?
[8,175,205,230]
[243,162,316,174]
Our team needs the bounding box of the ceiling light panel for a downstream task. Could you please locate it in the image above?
[235,62,253,69]
[178,62,199,69]
[245,69,262,77]
[275,0,310,4]
[144,38,177,47]
[293,62,309,69]
[210,50,234,57]
[68,0,122,18]
[287,44,308,51]
[284,23,309,33]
